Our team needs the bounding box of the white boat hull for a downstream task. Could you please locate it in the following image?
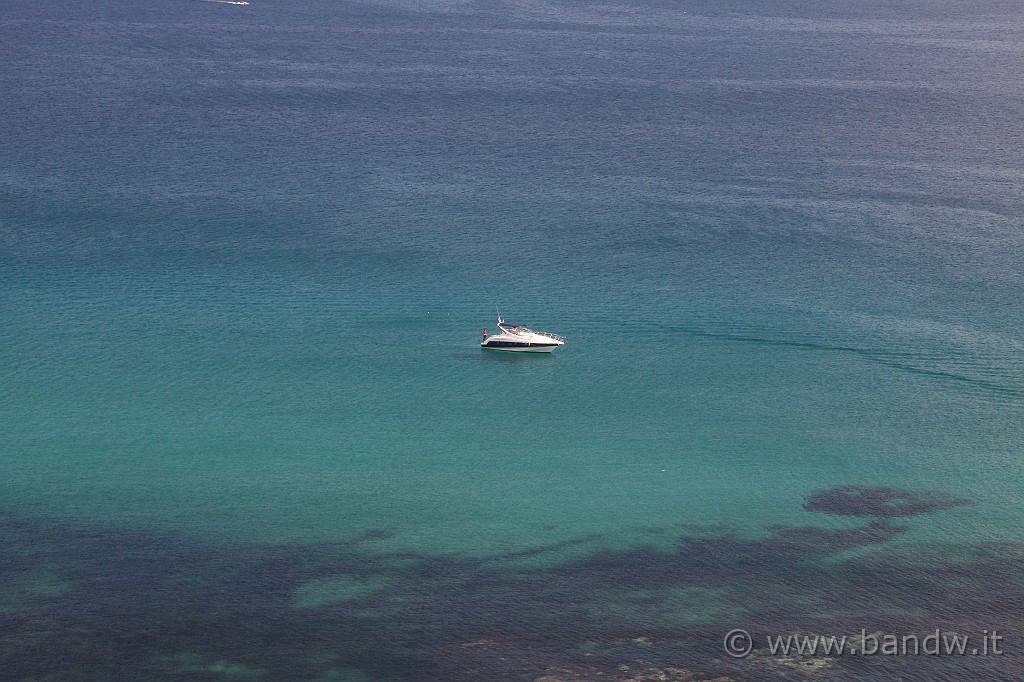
[481,344,558,353]
[480,317,565,353]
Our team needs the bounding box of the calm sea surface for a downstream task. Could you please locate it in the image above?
[2,0,1023,679]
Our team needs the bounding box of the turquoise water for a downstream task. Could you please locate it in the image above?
[2,0,1024,679]
[6,264,1021,556]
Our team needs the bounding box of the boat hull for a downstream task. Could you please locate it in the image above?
[480,320,565,353]
[481,343,559,353]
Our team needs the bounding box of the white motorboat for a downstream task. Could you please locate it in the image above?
[481,316,565,353]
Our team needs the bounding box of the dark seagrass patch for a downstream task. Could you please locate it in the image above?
[803,485,971,517]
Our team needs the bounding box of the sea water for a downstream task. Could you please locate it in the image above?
[2,0,1023,679]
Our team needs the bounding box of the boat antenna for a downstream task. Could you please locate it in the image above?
[495,305,502,324]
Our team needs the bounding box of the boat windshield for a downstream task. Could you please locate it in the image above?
[498,322,532,334]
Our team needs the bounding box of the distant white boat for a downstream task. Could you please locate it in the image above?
[200,0,249,5]
[481,316,565,353]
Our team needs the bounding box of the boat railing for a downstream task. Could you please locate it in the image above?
[535,331,566,342]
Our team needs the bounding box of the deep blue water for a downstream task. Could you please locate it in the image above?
[2,0,1024,679]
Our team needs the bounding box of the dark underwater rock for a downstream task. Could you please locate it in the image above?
[803,486,971,518]
[433,635,734,682]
